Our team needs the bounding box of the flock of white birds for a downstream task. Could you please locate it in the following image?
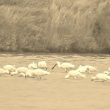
[0,60,110,82]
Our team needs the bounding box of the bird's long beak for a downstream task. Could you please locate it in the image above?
[51,64,57,70]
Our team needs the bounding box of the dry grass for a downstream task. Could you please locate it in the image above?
[0,0,110,53]
[49,0,110,52]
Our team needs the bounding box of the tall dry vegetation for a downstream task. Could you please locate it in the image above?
[0,0,110,53]
[0,0,49,52]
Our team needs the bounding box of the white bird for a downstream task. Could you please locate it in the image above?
[16,67,28,73]
[77,65,97,74]
[26,69,50,79]
[52,61,75,72]
[16,67,32,78]
[85,65,97,73]
[3,65,16,74]
[65,69,86,79]
[0,68,9,76]
[34,69,50,79]
[77,65,89,73]
[16,67,28,77]
[91,73,110,82]
[25,69,33,78]
[38,61,47,70]
[28,62,37,69]
[10,71,18,76]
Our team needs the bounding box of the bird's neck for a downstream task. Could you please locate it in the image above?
[57,62,61,67]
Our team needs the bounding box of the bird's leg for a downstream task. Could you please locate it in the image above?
[32,76,35,78]
[67,69,69,72]
[65,68,68,73]
[9,71,11,75]
[66,69,68,73]
[72,76,75,80]
[36,76,39,80]
[45,67,47,70]
[25,75,27,79]
[37,76,41,80]
[39,76,42,80]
